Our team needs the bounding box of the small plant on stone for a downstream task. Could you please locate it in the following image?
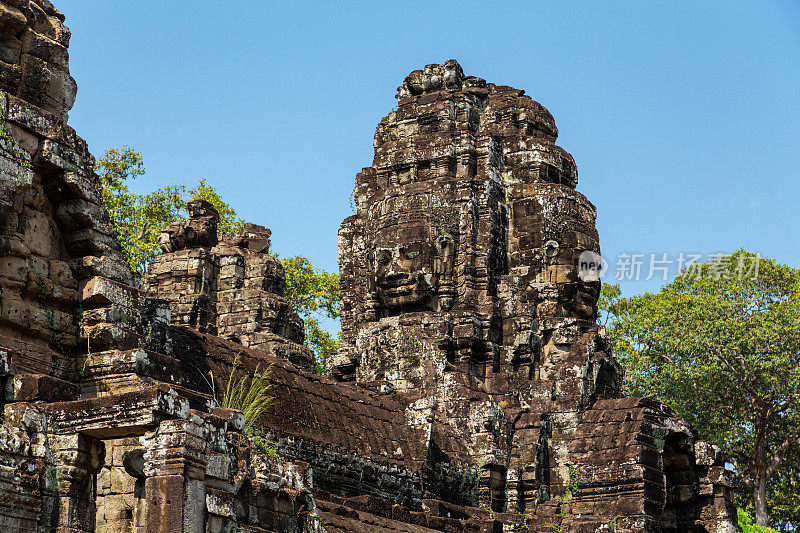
[0,99,31,169]
[75,304,94,377]
[483,489,496,520]
[206,353,282,457]
[35,276,65,356]
[512,513,531,531]
[349,184,358,213]
[552,462,581,518]
[537,463,580,529]
[397,321,423,361]
[253,435,279,458]
[565,463,580,501]
[207,352,274,431]
[501,170,519,187]
[75,304,85,337]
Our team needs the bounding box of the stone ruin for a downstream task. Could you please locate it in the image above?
[146,203,313,371]
[0,2,739,532]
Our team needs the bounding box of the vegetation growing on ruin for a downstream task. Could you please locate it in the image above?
[97,147,341,372]
[206,353,280,457]
[603,250,800,529]
[207,353,274,431]
[0,99,31,169]
[96,147,244,278]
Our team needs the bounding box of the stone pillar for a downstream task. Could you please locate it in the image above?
[142,418,209,533]
[52,433,105,533]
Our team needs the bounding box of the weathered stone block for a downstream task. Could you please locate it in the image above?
[12,373,78,401]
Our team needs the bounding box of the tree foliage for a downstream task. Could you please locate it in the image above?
[739,508,781,533]
[97,147,341,373]
[280,255,341,373]
[281,255,340,319]
[598,282,622,327]
[602,250,800,529]
[96,146,243,278]
[763,446,800,531]
[303,316,341,375]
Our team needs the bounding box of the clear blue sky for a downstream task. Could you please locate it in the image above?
[64,1,799,301]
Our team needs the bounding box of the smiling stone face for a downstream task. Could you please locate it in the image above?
[543,263,601,320]
[370,225,453,315]
[534,186,601,320]
[374,240,436,311]
[507,182,602,321]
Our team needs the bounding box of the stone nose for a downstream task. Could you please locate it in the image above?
[384,269,407,281]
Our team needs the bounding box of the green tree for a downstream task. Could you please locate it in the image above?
[98,147,341,373]
[598,282,622,327]
[602,251,800,528]
[303,316,341,374]
[96,146,243,277]
[739,508,781,533]
[280,255,341,374]
[763,446,800,530]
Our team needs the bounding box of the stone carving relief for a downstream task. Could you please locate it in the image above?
[159,199,220,253]
[0,20,742,529]
[366,224,455,318]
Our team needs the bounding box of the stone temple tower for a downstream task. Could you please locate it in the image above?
[331,60,739,528]
[0,9,740,524]
[333,59,612,399]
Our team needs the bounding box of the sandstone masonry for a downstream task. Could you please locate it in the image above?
[0,3,740,532]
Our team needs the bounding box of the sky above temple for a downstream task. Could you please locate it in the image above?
[64,1,799,304]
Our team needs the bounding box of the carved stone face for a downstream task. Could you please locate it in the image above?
[371,226,453,313]
[522,185,601,321]
[543,255,601,320]
[374,239,437,311]
[570,276,601,320]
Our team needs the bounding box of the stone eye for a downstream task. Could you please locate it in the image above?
[544,240,559,258]
[406,250,420,259]
[377,251,391,264]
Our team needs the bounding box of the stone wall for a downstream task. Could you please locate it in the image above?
[145,217,314,370]
[0,0,76,120]
[0,3,327,531]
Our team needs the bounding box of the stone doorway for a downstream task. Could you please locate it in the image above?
[95,437,146,533]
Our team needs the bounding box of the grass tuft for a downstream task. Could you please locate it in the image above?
[207,352,274,432]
